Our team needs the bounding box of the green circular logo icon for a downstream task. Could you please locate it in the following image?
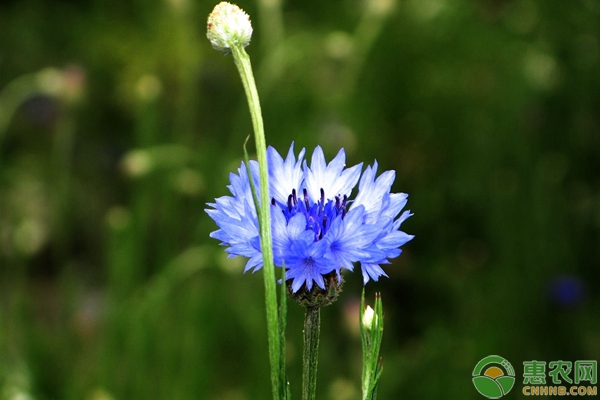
[472,355,515,399]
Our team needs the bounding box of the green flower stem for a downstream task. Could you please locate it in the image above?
[302,306,321,400]
[230,44,282,400]
[361,290,384,400]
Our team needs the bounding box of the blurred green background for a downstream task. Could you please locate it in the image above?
[1,0,599,399]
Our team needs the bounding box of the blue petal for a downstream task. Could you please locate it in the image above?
[268,143,305,205]
[352,162,397,223]
[360,263,389,284]
[381,193,409,220]
[323,206,383,273]
[285,238,335,292]
[304,146,362,202]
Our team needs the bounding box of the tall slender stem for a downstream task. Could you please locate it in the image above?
[302,306,321,400]
[230,44,281,399]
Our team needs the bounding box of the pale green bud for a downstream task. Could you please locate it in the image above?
[207,2,253,54]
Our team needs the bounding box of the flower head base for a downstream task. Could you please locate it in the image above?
[207,2,253,54]
[287,271,343,307]
[206,143,414,294]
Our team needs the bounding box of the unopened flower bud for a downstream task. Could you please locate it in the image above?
[362,305,376,330]
[207,2,253,54]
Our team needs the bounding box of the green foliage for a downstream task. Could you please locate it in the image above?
[1,0,599,399]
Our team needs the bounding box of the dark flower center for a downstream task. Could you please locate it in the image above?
[272,188,348,242]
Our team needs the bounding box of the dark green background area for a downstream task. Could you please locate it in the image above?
[1,0,598,399]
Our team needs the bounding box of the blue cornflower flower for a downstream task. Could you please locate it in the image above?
[206,143,413,294]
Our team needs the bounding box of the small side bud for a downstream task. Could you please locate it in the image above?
[362,305,376,330]
[207,2,253,54]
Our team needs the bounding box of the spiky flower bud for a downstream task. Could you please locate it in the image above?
[287,272,343,308]
[207,2,253,54]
